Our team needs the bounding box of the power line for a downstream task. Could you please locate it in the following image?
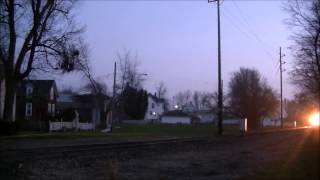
[230,0,277,50]
[222,4,277,61]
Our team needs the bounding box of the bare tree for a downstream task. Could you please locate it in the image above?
[156,81,167,99]
[81,79,109,96]
[0,0,88,122]
[228,68,279,129]
[192,91,201,111]
[199,92,217,111]
[285,0,320,102]
[117,50,146,92]
[174,90,192,108]
[155,81,169,111]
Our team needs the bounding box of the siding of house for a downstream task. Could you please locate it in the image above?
[16,81,57,131]
[144,96,164,120]
[161,116,191,124]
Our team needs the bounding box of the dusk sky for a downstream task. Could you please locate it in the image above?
[58,0,295,99]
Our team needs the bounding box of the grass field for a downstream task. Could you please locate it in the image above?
[6,124,222,140]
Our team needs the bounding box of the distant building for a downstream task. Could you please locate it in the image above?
[195,110,216,124]
[262,118,281,127]
[144,93,165,122]
[161,110,199,124]
[181,102,196,113]
[16,80,58,130]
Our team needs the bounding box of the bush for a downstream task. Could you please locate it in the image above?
[0,121,17,136]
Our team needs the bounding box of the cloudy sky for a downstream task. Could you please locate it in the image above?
[57,0,295,99]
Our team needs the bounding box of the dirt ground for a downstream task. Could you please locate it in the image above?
[1,129,319,180]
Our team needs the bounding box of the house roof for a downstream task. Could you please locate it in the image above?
[57,93,110,109]
[17,80,57,97]
[149,93,165,103]
[162,110,191,117]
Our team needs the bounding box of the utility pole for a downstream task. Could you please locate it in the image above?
[279,47,285,128]
[208,0,223,135]
[111,61,117,132]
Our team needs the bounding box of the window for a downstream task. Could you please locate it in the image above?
[52,104,55,115]
[25,103,32,116]
[151,103,155,109]
[48,103,55,115]
[26,86,33,98]
[48,103,52,113]
[50,87,54,100]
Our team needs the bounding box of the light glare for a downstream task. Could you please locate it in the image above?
[309,112,320,126]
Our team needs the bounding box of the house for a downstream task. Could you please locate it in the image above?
[144,93,165,122]
[15,80,58,131]
[57,93,110,129]
[161,110,199,124]
[182,102,196,113]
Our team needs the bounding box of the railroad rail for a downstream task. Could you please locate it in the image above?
[0,127,313,163]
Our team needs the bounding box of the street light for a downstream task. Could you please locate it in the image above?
[208,0,223,135]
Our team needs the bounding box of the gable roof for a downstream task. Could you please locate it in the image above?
[57,93,111,109]
[148,93,165,103]
[17,80,57,97]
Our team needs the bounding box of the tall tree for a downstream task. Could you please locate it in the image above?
[174,90,192,108]
[120,84,148,119]
[0,0,88,121]
[285,0,320,103]
[117,50,146,92]
[155,81,167,99]
[155,81,169,110]
[228,68,279,129]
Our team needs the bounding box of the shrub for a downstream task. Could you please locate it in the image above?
[0,121,17,136]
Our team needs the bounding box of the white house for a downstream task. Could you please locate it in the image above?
[144,93,165,122]
[161,110,197,124]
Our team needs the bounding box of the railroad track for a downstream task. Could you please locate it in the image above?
[0,136,213,162]
[0,127,313,163]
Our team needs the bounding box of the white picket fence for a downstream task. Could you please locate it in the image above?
[49,121,94,131]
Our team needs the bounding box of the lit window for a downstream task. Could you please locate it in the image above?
[25,103,32,116]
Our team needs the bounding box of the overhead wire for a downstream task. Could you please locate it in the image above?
[221,1,281,75]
